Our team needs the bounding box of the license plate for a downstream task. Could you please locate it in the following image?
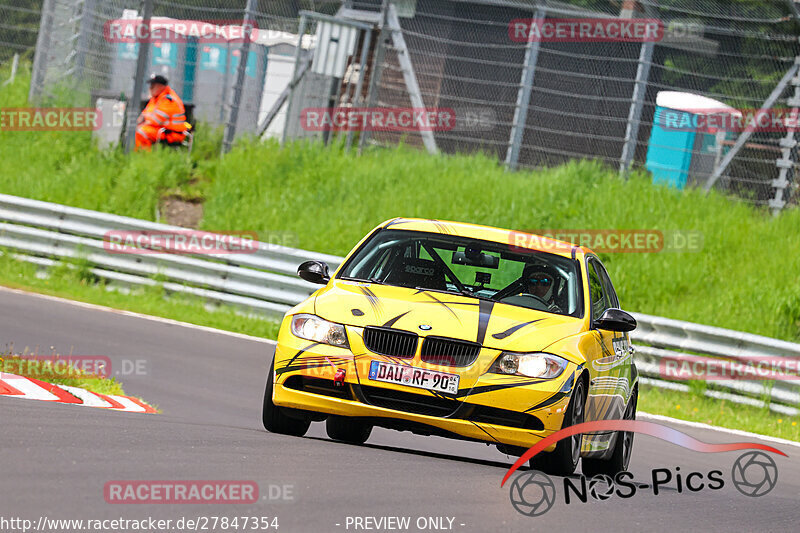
[368,360,459,394]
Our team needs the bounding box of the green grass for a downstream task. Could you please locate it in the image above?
[640,384,800,441]
[0,251,280,340]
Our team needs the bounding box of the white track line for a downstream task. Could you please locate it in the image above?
[0,285,277,346]
[639,412,800,450]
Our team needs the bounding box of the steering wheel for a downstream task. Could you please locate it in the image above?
[498,293,551,312]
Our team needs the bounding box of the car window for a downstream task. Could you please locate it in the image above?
[595,261,619,308]
[588,258,609,322]
[338,229,584,317]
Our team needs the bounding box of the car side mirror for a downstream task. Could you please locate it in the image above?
[297,260,330,285]
[595,308,637,332]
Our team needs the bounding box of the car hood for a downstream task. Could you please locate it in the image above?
[313,280,586,354]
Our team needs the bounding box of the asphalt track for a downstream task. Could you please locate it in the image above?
[1,287,797,533]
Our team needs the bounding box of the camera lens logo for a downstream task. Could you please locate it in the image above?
[509,471,556,516]
[587,474,615,501]
[731,451,778,497]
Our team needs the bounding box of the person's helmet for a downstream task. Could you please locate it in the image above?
[521,263,558,301]
[147,73,168,86]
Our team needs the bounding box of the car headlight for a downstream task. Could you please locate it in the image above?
[491,352,568,379]
[290,314,349,348]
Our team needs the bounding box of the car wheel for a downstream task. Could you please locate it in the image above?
[529,376,586,476]
[262,360,310,437]
[582,389,637,477]
[326,416,373,445]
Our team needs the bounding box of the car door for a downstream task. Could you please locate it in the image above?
[585,257,625,422]
[594,259,633,418]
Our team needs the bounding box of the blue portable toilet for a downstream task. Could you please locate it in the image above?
[646,91,741,189]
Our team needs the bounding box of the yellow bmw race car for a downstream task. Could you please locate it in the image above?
[263,218,638,476]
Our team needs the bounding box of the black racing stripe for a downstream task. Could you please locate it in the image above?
[382,311,411,328]
[275,361,332,376]
[526,371,577,412]
[420,292,461,321]
[525,390,569,412]
[281,342,320,368]
[359,286,381,313]
[469,421,500,442]
[476,299,495,345]
[456,378,546,398]
[491,318,546,340]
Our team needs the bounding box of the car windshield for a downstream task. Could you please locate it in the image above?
[338,229,583,317]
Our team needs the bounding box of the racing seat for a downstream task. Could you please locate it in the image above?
[384,257,447,291]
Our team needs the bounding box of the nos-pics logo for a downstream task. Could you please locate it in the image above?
[501,420,784,516]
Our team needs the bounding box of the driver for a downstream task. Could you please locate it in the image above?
[521,264,562,313]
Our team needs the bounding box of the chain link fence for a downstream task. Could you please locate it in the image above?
[17,0,341,149]
[4,0,800,210]
[353,0,800,210]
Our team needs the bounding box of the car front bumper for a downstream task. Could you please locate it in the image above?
[272,328,579,451]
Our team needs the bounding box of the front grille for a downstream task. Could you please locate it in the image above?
[359,385,460,417]
[420,336,481,367]
[363,326,418,358]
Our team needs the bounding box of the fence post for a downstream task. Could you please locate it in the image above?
[358,4,389,154]
[504,7,545,170]
[74,0,96,81]
[281,14,308,145]
[345,28,372,151]
[123,0,154,153]
[30,0,55,102]
[618,39,655,177]
[222,0,258,155]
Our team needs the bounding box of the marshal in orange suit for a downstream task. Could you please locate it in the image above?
[135,74,188,150]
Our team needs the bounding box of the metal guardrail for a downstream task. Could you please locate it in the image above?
[0,193,341,318]
[1,193,799,411]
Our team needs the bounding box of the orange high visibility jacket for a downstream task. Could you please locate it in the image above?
[140,86,188,135]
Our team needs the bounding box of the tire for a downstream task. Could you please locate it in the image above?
[326,415,373,445]
[582,389,637,478]
[262,360,310,437]
[529,376,586,476]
